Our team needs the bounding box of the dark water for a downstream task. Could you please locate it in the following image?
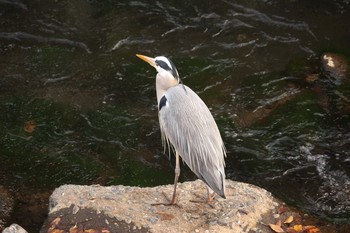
[1,0,350,231]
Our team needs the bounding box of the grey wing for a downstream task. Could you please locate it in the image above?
[158,85,226,197]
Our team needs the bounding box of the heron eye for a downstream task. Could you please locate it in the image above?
[156,60,171,71]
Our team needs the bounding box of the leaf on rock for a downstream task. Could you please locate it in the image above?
[49,217,61,227]
[50,230,64,233]
[284,216,294,224]
[293,224,303,232]
[278,205,288,214]
[84,229,99,233]
[286,227,297,233]
[69,226,80,233]
[269,223,285,233]
[305,225,320,233]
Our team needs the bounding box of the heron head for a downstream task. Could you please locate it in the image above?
[136,54,180,83]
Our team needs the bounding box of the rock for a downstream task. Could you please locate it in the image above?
[41,180,280,233]
[2,224,27,233]
[0,186,14,231]
[321,52,349,85]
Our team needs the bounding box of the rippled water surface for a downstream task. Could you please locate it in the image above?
[1,0,350,231]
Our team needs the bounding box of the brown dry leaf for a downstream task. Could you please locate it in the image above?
[101,228,111,233]
[49,217,61,226]
[269,223,285,233]
[293,224,303,232]
[24,120,37,133]
[284,215,294,224]
[69,226,80,233]
[304,225,320,233]
[278,205,288,214]
[83,229,99,233]
[50,230,64,233]
[157,211,175,221]
[286,227,298,233]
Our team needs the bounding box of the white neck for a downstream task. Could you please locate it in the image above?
[155,72,179,104]
[156,85,166,104]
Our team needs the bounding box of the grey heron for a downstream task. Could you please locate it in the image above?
[136,54,226,205]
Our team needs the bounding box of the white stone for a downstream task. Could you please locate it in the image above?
[2,224,27,233]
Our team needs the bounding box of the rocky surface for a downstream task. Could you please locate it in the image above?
[39,180,280,233]
[0,186,14,232]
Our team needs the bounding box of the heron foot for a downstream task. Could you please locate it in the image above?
[151,191,180,207]
[190,193,216,208]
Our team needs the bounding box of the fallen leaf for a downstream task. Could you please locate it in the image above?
[269,223,285,233]
[69,226,79,233]
[304,225,320,233]
[83,229,99,233]
[286,227,298,233]
[49,230,64,233]
[284,216,294,224]
[293,224,303,232]
[101,228,111,233]
[278,205,288,214]
[49,217,61,227]
[24,120,37,133]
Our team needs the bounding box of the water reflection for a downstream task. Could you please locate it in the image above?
[1,0,350,230]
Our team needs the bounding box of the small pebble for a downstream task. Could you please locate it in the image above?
[208,220,218,225]
[125,218,132,224]
[72,205,79,214]
[273,214,280,218]
[191,214,200,219]
[218,216,231,225]
[148,217,158,224]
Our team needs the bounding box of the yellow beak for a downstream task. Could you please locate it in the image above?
[136,54,156,67]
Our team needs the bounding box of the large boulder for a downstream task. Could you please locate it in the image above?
[40,180,279,233]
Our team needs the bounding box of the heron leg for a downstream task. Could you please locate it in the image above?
[206,186,216,203]
[190,185,216,208]
[170,150,181,204]
[152,151,180,206]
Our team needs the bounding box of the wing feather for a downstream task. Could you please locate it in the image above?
[158,85,226,197]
